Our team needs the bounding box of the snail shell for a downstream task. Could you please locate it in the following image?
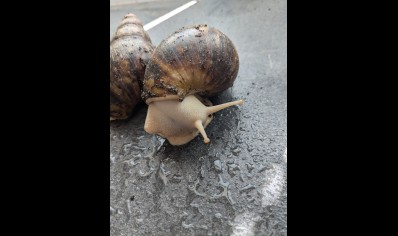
[142,24,239,102]
[142,24,243,145]
[110,13,154,121]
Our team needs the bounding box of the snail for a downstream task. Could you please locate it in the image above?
[110,13,154,121]
[142,24,244,145]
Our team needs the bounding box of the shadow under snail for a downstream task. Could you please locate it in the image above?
[141,24,244,145]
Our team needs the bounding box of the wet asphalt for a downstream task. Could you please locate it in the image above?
[110,0,287,235]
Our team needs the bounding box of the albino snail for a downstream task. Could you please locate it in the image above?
[142,24,244,145]
[110,13,154,121]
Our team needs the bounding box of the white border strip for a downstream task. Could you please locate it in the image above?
[143,0,198,31]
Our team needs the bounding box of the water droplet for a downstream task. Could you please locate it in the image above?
[214,160,222,172]
[239,184,256,193]
[159,163,170,185]
[190,203,200,208]
[110,206,116,216]
[182,221,194,229]
[211,174,235,205]
[188,179,207,197]
[227,163,239,177]
[258,164,269,173]
[139,167,154,177]
[231,147,241,156]
[245,163,255,173]
[110,153,116,163]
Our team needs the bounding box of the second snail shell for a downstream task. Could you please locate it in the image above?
[110,13,154,121]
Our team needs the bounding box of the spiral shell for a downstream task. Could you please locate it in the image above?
[142,24,239,103]
[110,13,154,121]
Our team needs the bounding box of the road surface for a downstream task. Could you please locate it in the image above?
[110,0,287,235]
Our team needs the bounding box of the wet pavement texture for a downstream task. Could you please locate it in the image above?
[110,0,287,235]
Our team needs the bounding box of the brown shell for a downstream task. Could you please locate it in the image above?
[110,13,154,120]
[142,24,239,103]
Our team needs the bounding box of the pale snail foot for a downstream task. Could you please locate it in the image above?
[144,95,243,145]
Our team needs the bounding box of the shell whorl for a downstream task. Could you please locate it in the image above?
[142,24,239,104]
[110,13,154,120]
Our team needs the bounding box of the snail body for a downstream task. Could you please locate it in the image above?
[110,13,154,121]
[142,24,243,145]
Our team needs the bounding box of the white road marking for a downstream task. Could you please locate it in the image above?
[231,212,260,236]
[232,163,286,236]
[261,164,285,207]
[268,54,274,69]
[143,1,198,31]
